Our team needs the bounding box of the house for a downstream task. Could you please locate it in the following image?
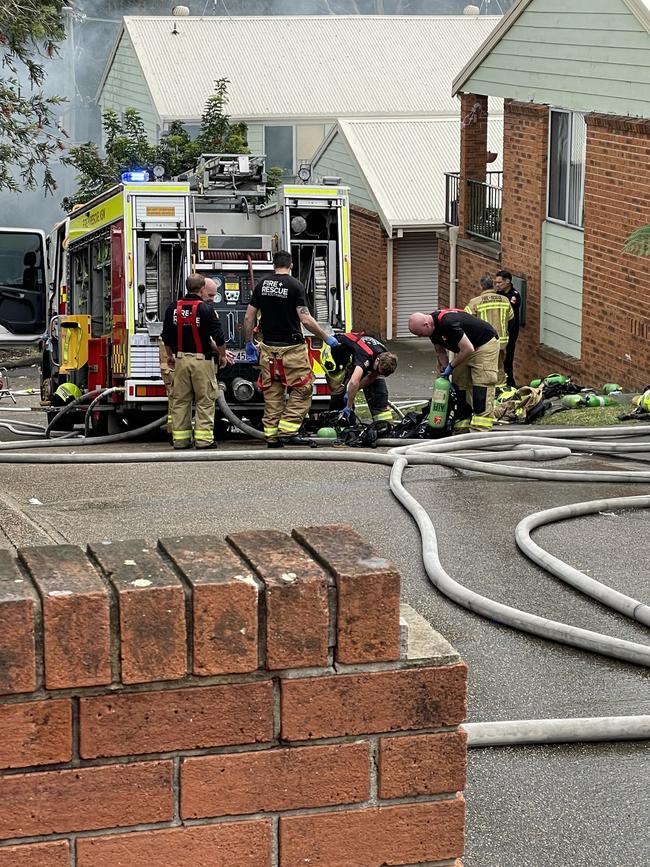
[311,116,503,338]
[442,0,650,389]
[96,13,501,179]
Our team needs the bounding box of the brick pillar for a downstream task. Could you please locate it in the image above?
[458,93,488,238]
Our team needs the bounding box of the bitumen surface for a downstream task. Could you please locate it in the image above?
[0,362,649,866]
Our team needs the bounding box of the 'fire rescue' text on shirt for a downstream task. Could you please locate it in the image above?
[250,274,308,346]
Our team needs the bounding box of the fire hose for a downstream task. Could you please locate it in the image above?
[0,401,649,747]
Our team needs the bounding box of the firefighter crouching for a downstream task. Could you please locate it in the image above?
[464,275,513,388]
[408,309,499,433]
[243,250,340,448]
[162,273,227,449]
[322,333,398,422]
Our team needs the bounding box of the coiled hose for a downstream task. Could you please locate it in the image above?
[1,407,650,746]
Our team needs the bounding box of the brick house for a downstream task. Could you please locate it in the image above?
[440,0,650,389]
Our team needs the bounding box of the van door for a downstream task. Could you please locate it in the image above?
[0,228,47,342]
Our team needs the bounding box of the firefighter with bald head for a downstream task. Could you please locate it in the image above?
[408,309,499,433]
[162,273,226,449]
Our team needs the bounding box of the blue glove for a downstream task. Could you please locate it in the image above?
[339,405,352,420]
[325,335,340,348]
[245,341,259,363]
[441,364,454,379]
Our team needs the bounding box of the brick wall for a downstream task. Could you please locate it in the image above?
[446,98,650,388]
[459,94,489,239]
[350,205,388,337]
[581,113,650,386]
[0,527,467,867]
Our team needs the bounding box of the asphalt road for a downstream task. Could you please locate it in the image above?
[0,366,649,866]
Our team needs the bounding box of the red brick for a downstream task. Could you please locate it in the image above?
[89,541,187,684]
[80,681,274,758]
[182,741,370,818]
[0,551,37,694]
[281,663,467,741]
[160,535,259,675]
[0,699,72,769]
[379,730,467,798]
[76,821,272,867]
[228,530,329,669]
[293,524,401,663]
[20,545,112,689]
[0,760,172,839]
[0,841,69,867]
[279,798,465,866]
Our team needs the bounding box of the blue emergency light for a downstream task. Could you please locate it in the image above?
[121,170,150,183]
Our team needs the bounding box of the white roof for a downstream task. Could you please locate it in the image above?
[317,115,504,232]
[453,0,650,95]
[100,15,502,122]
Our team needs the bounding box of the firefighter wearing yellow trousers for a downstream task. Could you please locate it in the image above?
[243,250,341,448]
[464,275,513,387]
[162,274,226,449]
[408,309,499,432]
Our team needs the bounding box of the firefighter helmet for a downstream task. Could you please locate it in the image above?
[640,388,650,413]
[53,382,82,406]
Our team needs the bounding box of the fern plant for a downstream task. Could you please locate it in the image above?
[623,225,650,257]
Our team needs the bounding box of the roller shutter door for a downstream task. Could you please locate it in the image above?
[395,233,438,337]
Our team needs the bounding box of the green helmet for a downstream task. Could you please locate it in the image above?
[54,382,82,405]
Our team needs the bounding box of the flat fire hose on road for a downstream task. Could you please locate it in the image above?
[0,396,649,748]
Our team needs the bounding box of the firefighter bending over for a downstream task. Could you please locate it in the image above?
[322,333,398,422]
[162,273,226,450]
[243,250,339,448]
[408,309,499,433]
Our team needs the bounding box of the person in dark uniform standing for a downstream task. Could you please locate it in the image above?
[162,273,226,449]
[495,270,522,388]
[323,332,398,422]
[243,250,339,447]
[408,309,499,432]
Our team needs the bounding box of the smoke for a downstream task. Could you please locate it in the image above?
[1,0,513,233]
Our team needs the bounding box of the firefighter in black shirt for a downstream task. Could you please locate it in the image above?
[162,273,226,449]
[495,270,522,388]
[408,309,499,432]
[243,250,339,447]
[323,332,398,422]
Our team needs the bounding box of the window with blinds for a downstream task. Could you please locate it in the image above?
[547,110,586,229]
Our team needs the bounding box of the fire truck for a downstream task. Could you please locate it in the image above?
[42,156,352,432]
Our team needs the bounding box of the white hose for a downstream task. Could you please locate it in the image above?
[464,715,650,747]
[1,424,650,745]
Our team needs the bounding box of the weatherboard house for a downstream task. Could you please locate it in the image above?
[440,0,650,388]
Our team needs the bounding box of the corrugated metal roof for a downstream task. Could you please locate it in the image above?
[112,15,501,122]
[334,115,504,230]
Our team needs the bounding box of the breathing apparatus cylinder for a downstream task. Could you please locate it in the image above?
[585,394,615,408]
[428,376,452,430]
[602,383,622,394]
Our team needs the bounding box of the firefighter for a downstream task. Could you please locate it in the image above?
[322,333,398,422]
[162,274,226,449]
[243,250,340,447]
[494,269,522,388]
[464,275,513,387]
[159,278,219,434]
[408,309,499,433]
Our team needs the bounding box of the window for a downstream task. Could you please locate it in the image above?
[547,110,586,228]
[264,125,294,177]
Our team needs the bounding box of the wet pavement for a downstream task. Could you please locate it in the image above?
[0,365,649,866]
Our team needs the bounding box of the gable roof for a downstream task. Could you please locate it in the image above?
[313,116,504,232]
[98,15,501,122]
[453,0,650,96]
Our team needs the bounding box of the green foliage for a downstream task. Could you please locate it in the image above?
[63,78,249,211]
[623,225,650,258]
[266,166,284,199]
[0,0,68,193]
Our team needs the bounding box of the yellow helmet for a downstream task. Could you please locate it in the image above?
[54,382,82,405]
[640,388,650,413]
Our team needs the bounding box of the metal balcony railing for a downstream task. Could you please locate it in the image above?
[467,173,503,243]
[445,172,460,226]
[445,171,503,244]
